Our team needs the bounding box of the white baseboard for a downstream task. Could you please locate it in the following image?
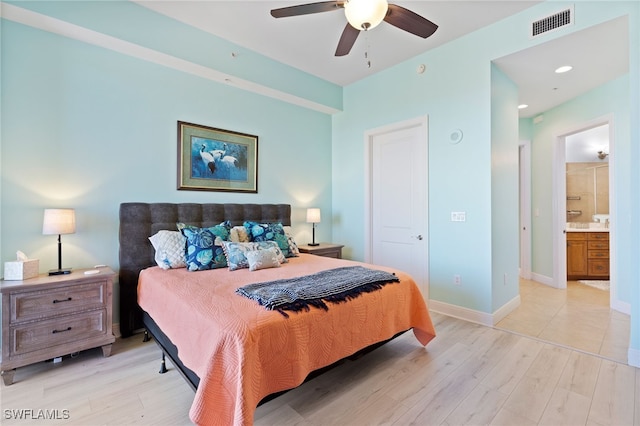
[531,272,555,287]
[429,295,521,327]
[611,300,631,316]
[492,295,521,325]
[428,299,492,326]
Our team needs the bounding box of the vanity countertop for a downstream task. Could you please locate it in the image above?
[566,222,609,232]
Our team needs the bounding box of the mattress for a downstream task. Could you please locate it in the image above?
[138,253,435,425]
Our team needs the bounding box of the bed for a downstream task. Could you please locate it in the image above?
[118,202,435,425]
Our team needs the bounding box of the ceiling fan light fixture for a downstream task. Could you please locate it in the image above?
[345,0,389,31]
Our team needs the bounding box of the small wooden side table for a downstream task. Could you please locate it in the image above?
[1,267,115,385]
[299,243,344,259]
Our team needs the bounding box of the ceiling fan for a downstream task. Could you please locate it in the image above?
[270,0,438,57]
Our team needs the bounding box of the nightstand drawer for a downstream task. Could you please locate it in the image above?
[11,282,106,323]
[308,248,341,258]
[298,243,344,259]
[2,267,115,385]
[11,309,107,356]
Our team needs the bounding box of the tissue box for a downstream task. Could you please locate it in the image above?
[4,259,40,280]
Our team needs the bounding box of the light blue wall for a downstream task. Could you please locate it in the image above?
[2,1,639,362]
[6,0,342,112]
[0,3,337,322]
[490,64,520,311]
[334,34,494,312]
[332,0,639,361]
[526,76,631,299]
[523,70,639,356]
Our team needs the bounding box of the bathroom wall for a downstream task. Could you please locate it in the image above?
[566,163,609,223]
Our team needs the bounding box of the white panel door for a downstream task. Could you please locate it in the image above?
[369,118,428,295]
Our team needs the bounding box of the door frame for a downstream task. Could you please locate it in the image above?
[519,140,532,280]
[553,114,622,311]
[364,115,429,295]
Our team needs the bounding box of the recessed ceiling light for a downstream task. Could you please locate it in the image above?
[555,65,573,73]
[518,104,529,109]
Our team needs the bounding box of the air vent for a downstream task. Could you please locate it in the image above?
[531,6,573,38]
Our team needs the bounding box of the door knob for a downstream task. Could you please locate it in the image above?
[413,235,423,240]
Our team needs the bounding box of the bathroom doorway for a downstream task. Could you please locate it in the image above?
[553,117,617,309]
[565,124,610,284]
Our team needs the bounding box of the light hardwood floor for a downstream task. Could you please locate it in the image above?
[495,279,630,364]
[1,312,638,425]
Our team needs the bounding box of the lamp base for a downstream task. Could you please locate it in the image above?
[48,268,72,276]
[308,243,320,246]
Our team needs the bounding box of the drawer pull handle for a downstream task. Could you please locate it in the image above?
[52,327,72,334]
[53,297,72,304]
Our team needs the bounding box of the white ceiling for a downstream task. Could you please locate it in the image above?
[494,15,629,118]
[136,1,629,117]
[566,124,610,163]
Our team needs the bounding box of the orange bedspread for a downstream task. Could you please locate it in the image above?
[138,254,435,425]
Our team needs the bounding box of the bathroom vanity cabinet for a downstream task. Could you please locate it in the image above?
[567,231,609,280]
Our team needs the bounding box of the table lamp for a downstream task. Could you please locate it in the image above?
[306,208,321,246]
[43,208,76,275]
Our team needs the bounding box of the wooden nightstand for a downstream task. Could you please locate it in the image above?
[299,243,344,259]
[1,267,115,385]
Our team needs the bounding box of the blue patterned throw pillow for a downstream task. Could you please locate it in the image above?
[243,221,291,257]
[178,221,231,271]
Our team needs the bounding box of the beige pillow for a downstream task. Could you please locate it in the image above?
[229,225,250,243]
[246,247,281,271]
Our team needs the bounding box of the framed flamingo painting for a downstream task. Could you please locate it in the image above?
[177,121,258,193]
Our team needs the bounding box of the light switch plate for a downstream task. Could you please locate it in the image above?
[451,212,466,222]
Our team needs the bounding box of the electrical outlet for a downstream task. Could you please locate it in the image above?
[454,274,461,285]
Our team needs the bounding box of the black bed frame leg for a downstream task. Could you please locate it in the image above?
[159,353,168,374]
[143,330,151,342]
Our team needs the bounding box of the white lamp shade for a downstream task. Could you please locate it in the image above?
[345,0,388,30]
[306,208,321,224]
[43,209,76,235]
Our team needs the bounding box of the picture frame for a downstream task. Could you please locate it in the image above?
[177,121,258,193]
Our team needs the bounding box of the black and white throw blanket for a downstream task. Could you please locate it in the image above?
[236,266,399,317]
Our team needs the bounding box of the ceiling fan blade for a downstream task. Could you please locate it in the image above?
[335,23,360,56]
[271,1,344,18]
[384,4,438,38]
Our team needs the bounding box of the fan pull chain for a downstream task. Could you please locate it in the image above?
[364,30,371,68]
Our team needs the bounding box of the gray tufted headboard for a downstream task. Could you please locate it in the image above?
[118,202,292,337]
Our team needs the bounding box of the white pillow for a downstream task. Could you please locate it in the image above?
[148,230,186,269]
[246,247,281,271]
